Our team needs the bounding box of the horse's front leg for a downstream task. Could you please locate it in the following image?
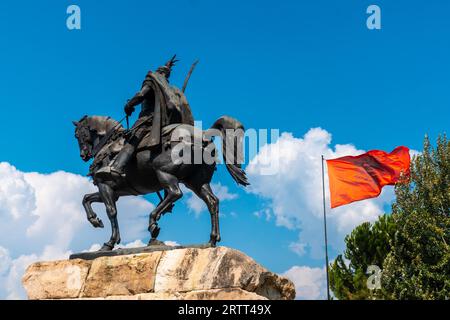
[97,183,121,251]
[82,192,104,228]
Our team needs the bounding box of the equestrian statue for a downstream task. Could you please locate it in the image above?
[73,56,249,251]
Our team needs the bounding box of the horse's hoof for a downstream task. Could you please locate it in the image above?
[148,239,164,246]
[208,241,216,248]
[209,233,221,247]
[208,238,217,247]
[89,217,104,228]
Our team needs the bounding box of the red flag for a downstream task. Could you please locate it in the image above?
[326,146,410,208]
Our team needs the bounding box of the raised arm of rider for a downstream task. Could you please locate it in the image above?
[124,84,151,116]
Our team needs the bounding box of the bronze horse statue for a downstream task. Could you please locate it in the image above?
[74,115,249,251]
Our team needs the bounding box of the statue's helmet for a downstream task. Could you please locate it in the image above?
[156,54,178,79]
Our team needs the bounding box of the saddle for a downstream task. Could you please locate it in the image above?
[137,123,210,151]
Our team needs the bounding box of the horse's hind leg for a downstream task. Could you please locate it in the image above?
[97,183,121,251]
[148,170,183,244]
[186,182,220,246]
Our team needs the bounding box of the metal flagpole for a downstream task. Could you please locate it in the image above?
[321,155,331,300]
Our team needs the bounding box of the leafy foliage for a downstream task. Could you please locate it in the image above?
[329,215,395,299]
[382,134,450,299]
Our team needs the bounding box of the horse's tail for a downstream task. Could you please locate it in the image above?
[209,116,250,187]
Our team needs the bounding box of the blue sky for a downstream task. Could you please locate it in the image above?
[0,0,449,299]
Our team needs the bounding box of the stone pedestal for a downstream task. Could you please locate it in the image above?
[22,246,295,300]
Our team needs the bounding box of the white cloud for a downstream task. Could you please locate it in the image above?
[0,247,12,276]
[116,239,147,249]
[253,208,272,221]
[283,265,327,300]
[184,183,238,217]
[289,242,307,257]
[163,240,180,247]
[246,128,399,259]
[2,252,39,299]
[84,243,102,252]
[0,162,155,299]
[185,192,205,216]
[0,163,36,221]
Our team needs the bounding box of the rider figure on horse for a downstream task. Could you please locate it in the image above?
[95,55,194,181]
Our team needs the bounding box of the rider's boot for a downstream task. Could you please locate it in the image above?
[95,144,134,181]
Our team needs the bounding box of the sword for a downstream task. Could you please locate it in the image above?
[182,60,199,93]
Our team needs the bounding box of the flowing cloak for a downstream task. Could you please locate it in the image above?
[138,71,195,149]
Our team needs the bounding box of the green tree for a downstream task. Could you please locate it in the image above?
[330,134,449,300]
[329,214,396,299]
[382,135,450,299]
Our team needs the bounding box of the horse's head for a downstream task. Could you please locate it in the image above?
[73,115,124,162]
[73,115,94,162]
